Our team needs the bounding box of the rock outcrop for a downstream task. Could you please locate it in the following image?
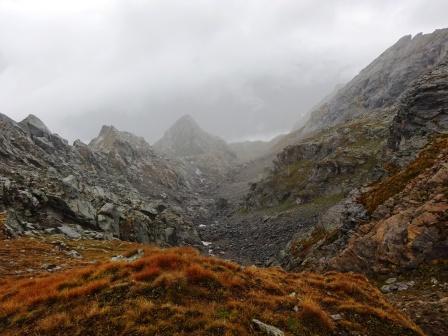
[0,113,201,247]
[388,57,448,164]
[331,136,448,274]
[282,135,448,276]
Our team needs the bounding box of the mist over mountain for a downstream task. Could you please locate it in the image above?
[1,1,448,144]
[1,2,448,336]
[154,115,232,157]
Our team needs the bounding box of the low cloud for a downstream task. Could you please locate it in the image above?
[0,0,446,143]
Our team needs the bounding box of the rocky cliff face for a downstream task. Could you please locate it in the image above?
[288,29,448,144]
[276,55,448,276]
[282,136,448,274]
[0,113,201,247]
[388,57,448,164]
[332,136,448,274]
[88,124,196,193]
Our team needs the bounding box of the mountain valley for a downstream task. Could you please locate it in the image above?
[1,28,448,336]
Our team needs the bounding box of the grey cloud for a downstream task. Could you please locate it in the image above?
[0,0,447,144]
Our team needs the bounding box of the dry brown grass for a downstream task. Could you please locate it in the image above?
[133,265,161,281]
[61,278,109,299]
[0,230,144,280]
[299,296,335,332]
[0,244,424,336]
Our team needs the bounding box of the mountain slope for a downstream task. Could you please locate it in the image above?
[271,58,448,335]
[282,29,448,148]
[226,32,448,268]
[0,232,423,336]
[0,113,201,247]
[291,57,448,272]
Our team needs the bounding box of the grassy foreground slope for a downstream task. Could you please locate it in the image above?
[0,234,423,336]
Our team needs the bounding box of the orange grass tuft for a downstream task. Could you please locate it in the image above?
[0,243,424,336]
[133,265,161,282]
[185,264,218,285]
[61,279,109,299]
[299,296,335,331]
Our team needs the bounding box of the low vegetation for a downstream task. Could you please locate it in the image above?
[0,241,423,335]
[360,135,448,213]
[248,113,390,213]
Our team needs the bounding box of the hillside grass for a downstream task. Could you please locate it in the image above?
[0,241,424,336]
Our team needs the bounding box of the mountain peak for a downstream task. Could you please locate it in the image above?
[177,114,196,124]
[89,125,150,154]
[169,114,201,132]
[19,114,52,137]
[154,115,230,158]
[99,124,118,135]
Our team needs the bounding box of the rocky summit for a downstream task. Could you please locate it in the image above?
[154,115,238,177]
[1,28,448,336]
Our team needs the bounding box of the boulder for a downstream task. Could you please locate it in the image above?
[252,319,284,336]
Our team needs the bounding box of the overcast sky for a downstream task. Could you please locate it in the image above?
[0,0,447,144]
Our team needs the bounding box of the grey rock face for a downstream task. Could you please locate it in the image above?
[89,125,151,156]
[0,113,202,247]
[277,189,368,271]
[388,57,448,164]
[300,29,448,137]
[19,114,51,137]
[57,225,82,239]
